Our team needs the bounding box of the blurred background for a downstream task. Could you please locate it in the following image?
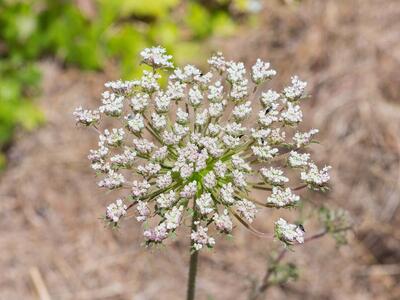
[0,0,399,299]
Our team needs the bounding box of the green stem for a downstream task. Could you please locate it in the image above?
[187,216,199,300]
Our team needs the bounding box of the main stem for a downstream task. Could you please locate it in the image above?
[186,246,199,300]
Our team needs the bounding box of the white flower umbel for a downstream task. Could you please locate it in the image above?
[260,167,289,186]
[213,210,233,233]
[293,129,319,148]
[301,163,332,190]
[283,76,307,101]
[288,151,310,168]
[251,59,277,84]
[191,221,216,250]
[267,187,300,208]
[140,46,173,69]
[75,46,331,251]
[106,199,127,223]
[274,218,305,245]
[136,200,150,222]
[73,106,100,125]
[196,193,214,215]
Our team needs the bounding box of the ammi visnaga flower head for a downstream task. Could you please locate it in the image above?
[74,46,331,250]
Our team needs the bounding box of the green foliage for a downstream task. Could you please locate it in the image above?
[267,253,299,286]
[318,206,351,246]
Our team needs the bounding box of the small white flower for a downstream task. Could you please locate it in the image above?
[235,199,257,223]
[140,46,173,69]
[197,193,214,215]
[208,81,224,103]
[99,91,124,117]
[260,167,289,185]
[231,154,251,172]
[162,130,181,146]
[222,134,241,149]
[100,128,125,146]
[208,123,221,136]
[106,199,127,223]
[174,123,189,137]
[225,122,246,137]
[191,222,215,250]
[180,181,198,198]
[195,109,209,126]
[165,205,183,230]
[260,90,280,107]
[214,161,227,178]
[213,210,233,233]
[189,85,203,107]
[232,169,247,188]
[281,102,303,124]
[125,114,145,133]
[268,128,286,145]
[221,183,235,204]
[267,187,299,207]
[151,146,169,162]
[274,218,304,244]
[136,201,150,222]
[105,80,136,94]
[176,108,189,124]
[203,171,217,189]
[251,128,271,143]
[301,163,331,186]
[252,145,279,160]
[226,61,246,83]
[137,163,161,178]
[73,106,100,125]
[133,138,155,155]
[251,59,276,84]
[230,80,248,102]
[195,149,209,171]
[209,102,225,118]
[140,70,160,93]
[167,81,186,101]
[110,147,137,167]
[258,105,280,127]
[233,101,252,121]
[98,170,125,189]
[144,223,168,243]
[288,151,310,168]
[156,191,176,208]
[293,129,319,147]
[130,93,149,112]
[154,92,171,113]
[283,76,307,100]
[156,172,173,189]
[132,179,151,198]
[151,113,167,131]
[170,65,202,83]
[208,52,226,72]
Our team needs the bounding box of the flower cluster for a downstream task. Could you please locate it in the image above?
[74,46,331,250]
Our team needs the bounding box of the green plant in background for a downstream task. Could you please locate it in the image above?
[0,1,45,169]
[0,0,260,169]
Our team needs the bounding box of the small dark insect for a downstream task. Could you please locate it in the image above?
[265,107,272,114]
[238,134,244,138]
[297,224,305,232]
[260,138,265,145]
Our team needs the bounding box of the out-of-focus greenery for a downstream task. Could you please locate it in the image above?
[0,0,259,169]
